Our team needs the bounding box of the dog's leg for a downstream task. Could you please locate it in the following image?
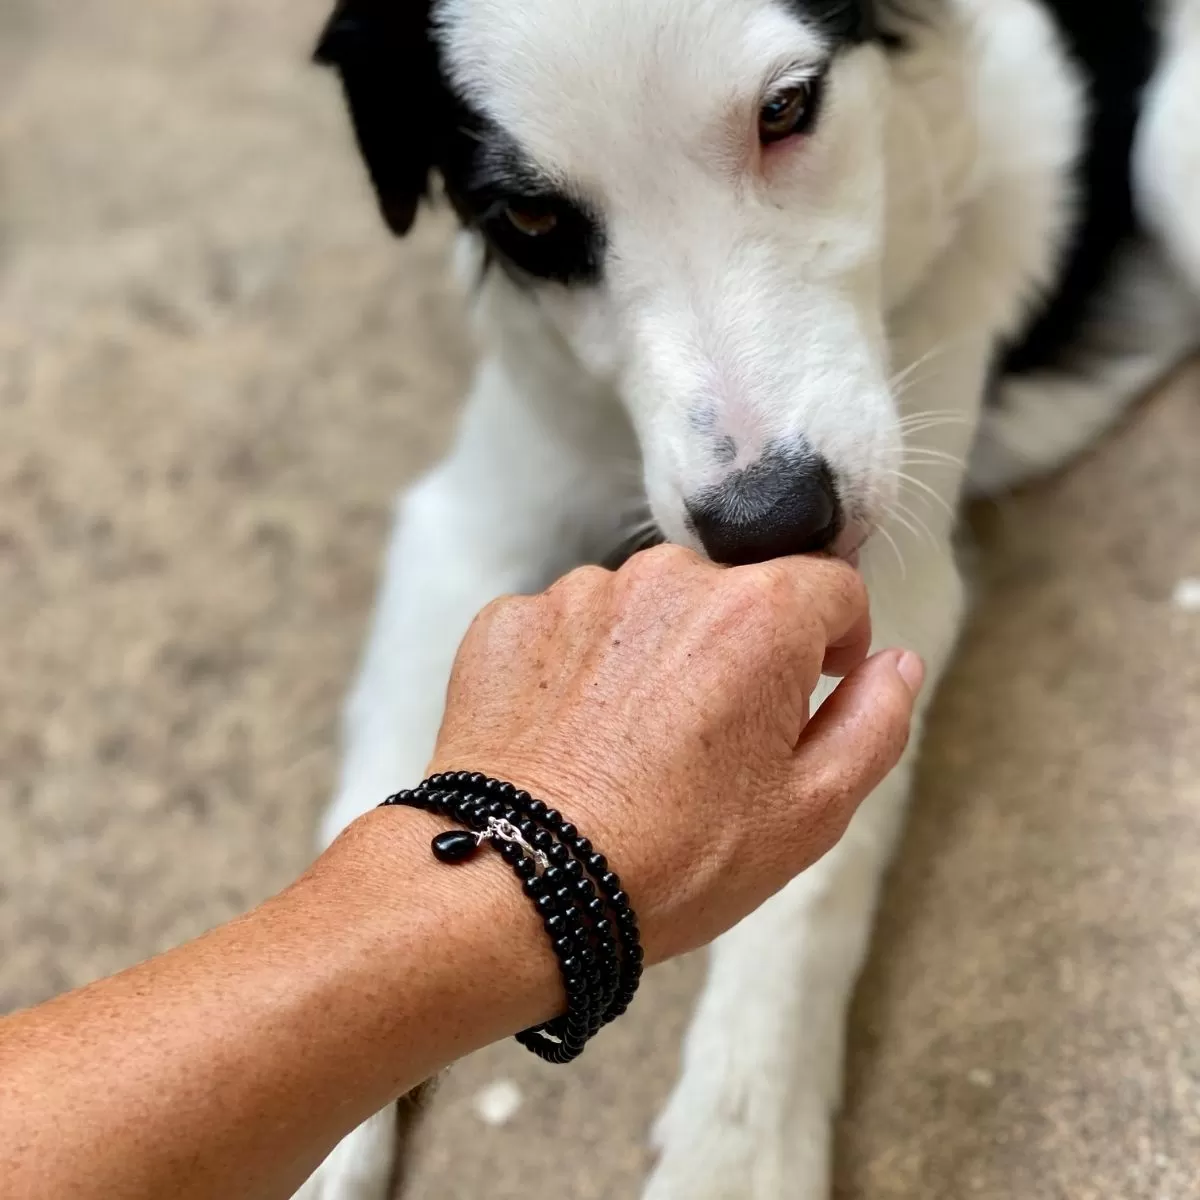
[642,533,964,1200]
[319,357,633,847]
[300,355,634,1200]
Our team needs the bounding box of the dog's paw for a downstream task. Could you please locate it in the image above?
[642,1076,830,1200]
[292,1111,395,1200]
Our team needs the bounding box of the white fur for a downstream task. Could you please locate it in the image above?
[300,1,1200,1197]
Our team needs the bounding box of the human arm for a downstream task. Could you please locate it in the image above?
[0,547,922,1200]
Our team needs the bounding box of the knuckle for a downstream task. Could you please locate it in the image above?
[551,563,609,597]
[621,542,702,583]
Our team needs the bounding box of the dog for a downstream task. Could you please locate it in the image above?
[296,1,1200,1196]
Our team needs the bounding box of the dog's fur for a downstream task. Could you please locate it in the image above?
[298,1,1200,1196]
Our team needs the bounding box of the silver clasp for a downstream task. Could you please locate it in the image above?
[477,816,550,869]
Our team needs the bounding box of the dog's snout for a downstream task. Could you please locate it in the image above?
[686,450,841,565]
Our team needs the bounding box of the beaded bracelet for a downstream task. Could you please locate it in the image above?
[379,772,644,1063]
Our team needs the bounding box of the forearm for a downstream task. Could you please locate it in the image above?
[0,807,560,1200]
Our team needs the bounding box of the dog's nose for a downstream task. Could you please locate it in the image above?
[686,452,841,565]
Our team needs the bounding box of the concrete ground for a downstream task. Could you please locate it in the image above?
[2,3,1198,1197]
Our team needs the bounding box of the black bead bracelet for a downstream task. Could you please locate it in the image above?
[379,772,643,1063]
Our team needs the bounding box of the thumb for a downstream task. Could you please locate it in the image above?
[784,650,924,869]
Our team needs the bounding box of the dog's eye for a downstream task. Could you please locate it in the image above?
[504,203,559,237]
[758,80,821,145]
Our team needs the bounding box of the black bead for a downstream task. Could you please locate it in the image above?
[574,836,593,856]
[553,936,575,958]
[587,852,609,875]
[562,859,584,880]
[559,822,578,841]
[598,871,619,895]
[586,897,606,920]
[545,914,567,936]
[534,893,556,916]
[628,945,645,964]
[527,799,547,819]
[564,974,587,995]
[548,842,570,866]
[542,866,564,890]
[593,918,612,939]
[561,955,581,975]
[523,877,546,900]
[513,856,537,880]
[544,808,562,826]
[517,819,537,841]
[486,799,505,817]
[513,790,532,808]
[500,842,523,864]
[431,830,478,864]
[610,889,628,909]
[554,886,573,905]
[573,879,594,900]
[532,829,554,852]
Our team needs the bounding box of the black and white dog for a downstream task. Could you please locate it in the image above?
[300,1,1200,1196]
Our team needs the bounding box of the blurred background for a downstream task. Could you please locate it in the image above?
[2,2,1198,1197]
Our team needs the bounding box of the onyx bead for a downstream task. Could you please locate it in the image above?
[513,856,537,880]
[541,866,564,890]
[527,798,547,819]
[545,914,567,936]
[431,830,479,864]
[534,893,556,916]
[548,842,570,865]
[562,859,584,880]
[598,871,620,895]
[586,852,608,875]
[574,835,593,856]
[532,829,554,852]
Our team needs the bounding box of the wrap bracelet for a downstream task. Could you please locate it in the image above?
[380,772,644,1063]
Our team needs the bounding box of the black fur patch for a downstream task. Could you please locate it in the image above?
[314,0,443,236]
[315,0,604,283]
[1002,0,1158,375]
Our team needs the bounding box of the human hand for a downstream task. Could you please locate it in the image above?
[429,545,923,965]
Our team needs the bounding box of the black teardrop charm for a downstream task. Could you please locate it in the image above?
[431,830,479,864]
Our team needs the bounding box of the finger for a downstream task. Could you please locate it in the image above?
[744,555,872,682]
[784,650,924,861]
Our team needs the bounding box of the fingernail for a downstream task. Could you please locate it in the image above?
[895,651,925,696]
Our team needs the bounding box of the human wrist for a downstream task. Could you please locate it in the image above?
[304,804,566,1086]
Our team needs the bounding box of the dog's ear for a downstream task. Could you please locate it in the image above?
[314,0,441,237]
